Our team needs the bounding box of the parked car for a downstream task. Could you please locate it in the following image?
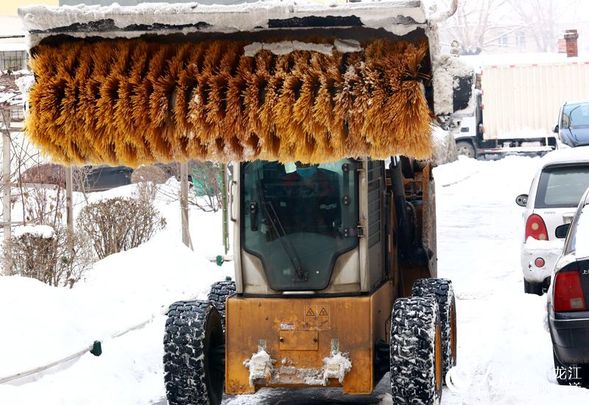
[555,100,589,147]
[548,186,589,386]
[20,164,133,192]
[81,165,133,192]
[516,147,589,295]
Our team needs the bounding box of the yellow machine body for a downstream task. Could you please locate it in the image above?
[225,281,395,395]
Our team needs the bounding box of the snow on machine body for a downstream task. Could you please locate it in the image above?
[19,1,466,403]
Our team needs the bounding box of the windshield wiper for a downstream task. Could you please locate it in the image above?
[257,182,307,282]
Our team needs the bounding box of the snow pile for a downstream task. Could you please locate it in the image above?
[575,206,589,259]
[524,238,565,251]
[322,351,352,384]
[19,1,429,46]
[13,224,55,239]
[0,183,231,404]
[433,155,482,187]
[244,347,274,386]
[243,39,362,57]
[433,54,474,115]
[431,125,458,165]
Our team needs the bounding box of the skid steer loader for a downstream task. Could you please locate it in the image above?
[19,1,469,403]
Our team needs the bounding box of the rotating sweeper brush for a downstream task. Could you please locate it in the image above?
[29,38,431,165]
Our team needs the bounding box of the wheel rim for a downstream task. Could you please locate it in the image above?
[204,308,225,405]
[435,324,443,392]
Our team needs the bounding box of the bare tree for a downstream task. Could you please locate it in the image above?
[508,0,557,52]
[444,0,508,54]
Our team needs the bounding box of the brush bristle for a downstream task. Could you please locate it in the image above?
[27,38,432,166]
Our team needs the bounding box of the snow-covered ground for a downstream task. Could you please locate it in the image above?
[0,181,232,404]
[2,156,589,404]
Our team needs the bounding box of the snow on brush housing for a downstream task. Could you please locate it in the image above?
[17,1,461,166]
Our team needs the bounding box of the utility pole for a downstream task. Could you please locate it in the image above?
[221,163,229,255]
[65,166,74,251]
[1,108,11,272]
[180,162,192,249]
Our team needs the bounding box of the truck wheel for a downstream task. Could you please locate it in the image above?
[164,300,224,405]
[390,297,442,405]
[412,278,457,379]
[456,141,476,158]
[208,280,236,328]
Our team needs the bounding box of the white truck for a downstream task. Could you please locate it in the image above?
[452,55,589,158]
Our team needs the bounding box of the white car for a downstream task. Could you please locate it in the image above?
[516,146,589,294]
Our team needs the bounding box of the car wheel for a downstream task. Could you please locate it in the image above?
[456,141,476,159]
[524,279,544,296]
[552,350,587,386]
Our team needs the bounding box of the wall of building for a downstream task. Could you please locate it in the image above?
[1,0,58,16]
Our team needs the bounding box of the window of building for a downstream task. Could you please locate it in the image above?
[499,34,509,47]
[516,32,526,49]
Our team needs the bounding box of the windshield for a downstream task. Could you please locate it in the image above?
[535,164,589,208]
[562,103,589,128]
[565,206,589,257]
[241,159,359,291]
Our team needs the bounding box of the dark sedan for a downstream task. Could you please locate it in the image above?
[548,186,589,386]
[20,164,133,192]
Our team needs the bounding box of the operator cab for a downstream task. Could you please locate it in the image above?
[241,159,360,291]
[235,158,387,296]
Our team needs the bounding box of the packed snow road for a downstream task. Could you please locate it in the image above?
[437,157,589,404]
[3,157,589,404]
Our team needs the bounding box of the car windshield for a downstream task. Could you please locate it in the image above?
[241,159,359,291]
[535,164,589,208]
[562,103,589,128]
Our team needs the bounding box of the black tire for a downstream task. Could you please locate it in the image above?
[456,141,476,158]
[412,278,457,379]
[524,279,544,296]
[390,296,443,405]
[164,300,225,405]
[208,280,236,327]
[552,350,589,387]
[553,349,571,386]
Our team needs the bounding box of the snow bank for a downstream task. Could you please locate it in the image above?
[19,1,430,47]
[13,224,55,239]
[0,182,231,404]
[431,125,458,165]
